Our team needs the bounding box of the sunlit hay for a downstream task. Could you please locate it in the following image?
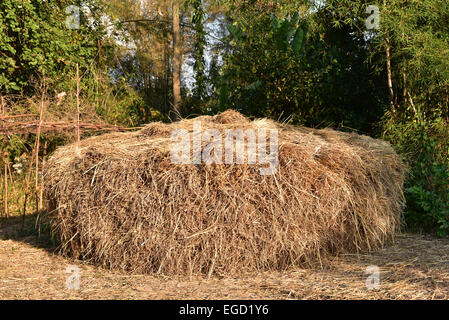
[212,109,250,124]
[43,110,406,276]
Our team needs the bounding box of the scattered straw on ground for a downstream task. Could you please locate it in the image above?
[1,218,448,299]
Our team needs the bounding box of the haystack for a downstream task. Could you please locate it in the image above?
[43,110,406,276]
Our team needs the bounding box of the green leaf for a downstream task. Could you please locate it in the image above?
[292,26,304,55]
[244,80,262,91]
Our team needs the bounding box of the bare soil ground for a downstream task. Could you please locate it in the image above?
[1,215,448,300]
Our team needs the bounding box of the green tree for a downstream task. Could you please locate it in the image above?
[216,0,386,132]
[323,0,449,234]
[0,0,106,94]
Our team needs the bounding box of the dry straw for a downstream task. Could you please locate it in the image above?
[44,110,406,276]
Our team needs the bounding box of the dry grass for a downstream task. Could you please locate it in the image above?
[1,218,448,299]
[43,110,406,276]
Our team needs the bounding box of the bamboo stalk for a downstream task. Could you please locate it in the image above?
[0,165,3,218]
[0,114,38,120]
[76,63,81,150]
[383,0,395,113]
[6,154,14,216]
[35,92,46,191]
[1,95,5,116]
[39,141,47,210]
[0,120,139,135]
[22,151,34,229]
[7,156,13,185]
[403,67,407,108]
[4,151,8,218]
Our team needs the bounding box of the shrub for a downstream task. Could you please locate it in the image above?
[383,108,449,236]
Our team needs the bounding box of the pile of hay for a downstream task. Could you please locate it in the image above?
[44,110,406,276]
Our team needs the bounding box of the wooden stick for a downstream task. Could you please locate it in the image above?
[383,0,396,113]
[39,141,47,210]
[7,156,13,185]
[0,120,139,135]
[0,114,38,120]
[76,63,81,150]
[1,95,5,116]
[6,154,14,214]
[35,92,46,191]
[22,145,35,227]
[4,151,8,218]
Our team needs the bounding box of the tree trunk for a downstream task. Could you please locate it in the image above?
[384,0,395,112]
[172,0,182,121]
[386,37,395,106]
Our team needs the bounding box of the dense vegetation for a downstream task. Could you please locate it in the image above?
[0,0,448,235]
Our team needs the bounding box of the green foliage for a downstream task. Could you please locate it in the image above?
[187,0,207,102]
[0,0,106,94]
[83,67,153,127]
[218,7,313,121]
[320,0,449,235]
[383,108,449,236]
[216,1,386,132]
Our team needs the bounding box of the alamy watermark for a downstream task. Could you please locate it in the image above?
[65,5,80,29]
[65,5,92,30]
[365,265,380,290]
[366,5,380,30]
[170,121,279,175]
[65,265,80,290]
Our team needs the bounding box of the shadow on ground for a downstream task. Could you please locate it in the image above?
[1,213,449,299]
[0,212,55,251]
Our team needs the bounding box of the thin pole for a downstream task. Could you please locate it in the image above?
[22,152,34,229]
[39,141,47,210]
[1,95,5,116]
[76,63,81,149]
[35,91,45,190]
[4,151,8,218]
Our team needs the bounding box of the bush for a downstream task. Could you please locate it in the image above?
[383,108,449,236]
[0,0,105,94]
